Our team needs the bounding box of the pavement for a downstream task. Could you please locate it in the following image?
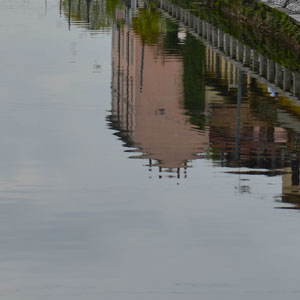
[261,0,300,24]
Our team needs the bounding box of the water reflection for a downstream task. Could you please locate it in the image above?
[109,23,208,179]
[62,0,114,31]
[64,0,300,208]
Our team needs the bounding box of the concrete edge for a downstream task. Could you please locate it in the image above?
[259,0,300,26]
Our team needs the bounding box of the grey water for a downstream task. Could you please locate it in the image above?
[1,0,300,299]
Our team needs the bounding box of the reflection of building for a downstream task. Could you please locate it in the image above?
[204,48,290,169]
[110,2,209,178]
[109,0,300,183]
[109,0,294,178]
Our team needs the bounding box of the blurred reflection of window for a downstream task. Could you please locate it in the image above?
[155,108,165,115]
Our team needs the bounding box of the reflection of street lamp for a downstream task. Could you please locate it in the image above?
[86,0,91,24]
[234,69,251,194]
[235,69,242,163]
[177,27,187,44]
[68,0,71,30]
[140,44,144,93]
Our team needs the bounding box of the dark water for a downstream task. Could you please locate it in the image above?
[1,0,300,299]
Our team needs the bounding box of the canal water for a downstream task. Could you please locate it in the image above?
[1,0,300,299]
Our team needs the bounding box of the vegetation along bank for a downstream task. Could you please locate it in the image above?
[168,0,300,71]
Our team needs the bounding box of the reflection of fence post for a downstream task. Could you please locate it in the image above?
[207,23,212,42]
[212,26,218,47]
[197,19,202,35]
[244,46,251,66]
[230,64,234,86]
[175,6,180,20]
[237,42,243,62]
[275,63,283,88]
[267,59,275,82]
[212,50,215,73]
[293,72,300,97]
[252,50,259,71]
[188,12,192,27]
[217,29,224,49]
[230,37,236,59]
[207,48,211,72]
[224,60,228,82]
[203,22,207,39]
[193,15,197,31]
[259,55,267,77]
[224,34,230,55]
[215,53,220,78]
[283,68,292,92]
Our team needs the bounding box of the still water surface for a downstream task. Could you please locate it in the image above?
[1,0,300,299]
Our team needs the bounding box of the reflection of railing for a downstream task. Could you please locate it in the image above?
[159,0,300,102]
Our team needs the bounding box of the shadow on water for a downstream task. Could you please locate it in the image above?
[63,0,300,209]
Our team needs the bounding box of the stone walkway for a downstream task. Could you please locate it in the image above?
[261,0,300,24]
[264,0,300,12]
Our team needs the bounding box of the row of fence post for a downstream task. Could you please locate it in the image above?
[159,0,300,98]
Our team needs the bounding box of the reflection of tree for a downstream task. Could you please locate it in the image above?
[132,6,165,45]
[181,35,206,129]
[162,26,206,129]
[106,0,120,18]
[62,0,122,30]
